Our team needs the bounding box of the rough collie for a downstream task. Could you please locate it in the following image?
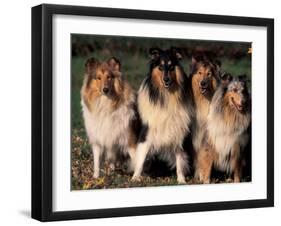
[189,55,221,178]
[196,74,251,183]
[81,57,139,178]
[132,47,193,184]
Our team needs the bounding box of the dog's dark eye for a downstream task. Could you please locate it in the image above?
[97,77,101,80]
[158,65,164,71]
[198,71,202,75]
[107,76,111,79]
[233,88,238,92]
[207,72,212,77]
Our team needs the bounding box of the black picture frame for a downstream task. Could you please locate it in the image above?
[32,3,274,222]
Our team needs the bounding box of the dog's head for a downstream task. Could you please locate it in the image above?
[85,57,121,95]
[190,55,220,96]
[222,74,250,113]
[149,47,184,89]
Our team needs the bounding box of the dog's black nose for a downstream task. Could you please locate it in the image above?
[103,87,109,93]
[163,76,170,83]
[200,80,208,88]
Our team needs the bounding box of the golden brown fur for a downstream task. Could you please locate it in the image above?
[81,57,139,178]
[190,57,220,179]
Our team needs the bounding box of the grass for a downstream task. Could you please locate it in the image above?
[71,41,251,190]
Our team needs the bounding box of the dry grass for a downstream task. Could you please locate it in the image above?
[71,127,250,190]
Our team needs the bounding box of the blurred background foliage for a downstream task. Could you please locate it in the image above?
[71,34,251,190]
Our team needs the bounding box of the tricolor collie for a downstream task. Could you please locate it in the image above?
[81,57,139,178]
[132,47,193,184]
[196,74,251,183]
[189,56,221,178]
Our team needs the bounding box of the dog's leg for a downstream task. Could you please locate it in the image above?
[106,148,116,172]
[231,143,242,183]
[127,146,136,172]
[233,164,242,183]
[92,144,102,178]
[197,147,213,184]
[132,142,149,181]
[175,150,187,184]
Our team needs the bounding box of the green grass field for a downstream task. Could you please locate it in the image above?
[71,35,251,190]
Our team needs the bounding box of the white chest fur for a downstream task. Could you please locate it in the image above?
[82,95,134,148]
[138,90,191,150]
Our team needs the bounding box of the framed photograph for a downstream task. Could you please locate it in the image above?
[32,4,274,221]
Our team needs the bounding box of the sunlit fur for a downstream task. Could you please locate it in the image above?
[132,48,193,184]
[197,76,251,183]
[81,57,138,178]
[190,58,220,178]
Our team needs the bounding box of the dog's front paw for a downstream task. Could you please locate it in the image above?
[177,176,186,184]
[109,163,115,171]
[131,175,142,182]
[93,171,100,179]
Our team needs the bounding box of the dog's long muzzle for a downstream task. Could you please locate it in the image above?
[163,75,171,88]
[102,87,109,94]
[199,79,209,94]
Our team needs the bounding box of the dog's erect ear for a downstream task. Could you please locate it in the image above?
[221,72,233,86]
[191,54,205,65]
[213,59,221,70]
[170,47,183,60]
[85,57,99,76]
[191,56,198,65]
[149,47,161,61]
[237,74,249,87]
[211,59,222,77]
[238,74,248,82]
[107,57,121,72]
[190,55,201,74]
[112,70,122,79]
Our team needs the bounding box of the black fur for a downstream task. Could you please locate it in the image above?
[144,47,190,107]
[143,76,166,106]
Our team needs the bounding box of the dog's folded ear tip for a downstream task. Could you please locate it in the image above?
[85,57,99,67]
[214,59,222,67]
[220,73,233,85]
[84,57,99,75]
[85,57,97,62]
[149,47,161,54]
[107,56,120,63]
[170,47,183,59]
[149,47,161,60]
[238,74,247,78]
[107,57,121,72]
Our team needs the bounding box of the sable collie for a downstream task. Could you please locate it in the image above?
[196,74,251,183]
[81,57,139,178]
[189,55,221,177]
[132,47,193,184]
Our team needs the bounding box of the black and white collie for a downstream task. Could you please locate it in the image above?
[132,47,193,184]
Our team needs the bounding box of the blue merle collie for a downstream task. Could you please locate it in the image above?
[196,74,251,183]
[132,47,193,184]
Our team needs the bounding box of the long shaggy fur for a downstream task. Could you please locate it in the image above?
[207,86,250,172]
[196,75,251,183]
[190,57,221,154]
[81,57,138,178]
[132,48,193,183]
[189,56,222,179]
